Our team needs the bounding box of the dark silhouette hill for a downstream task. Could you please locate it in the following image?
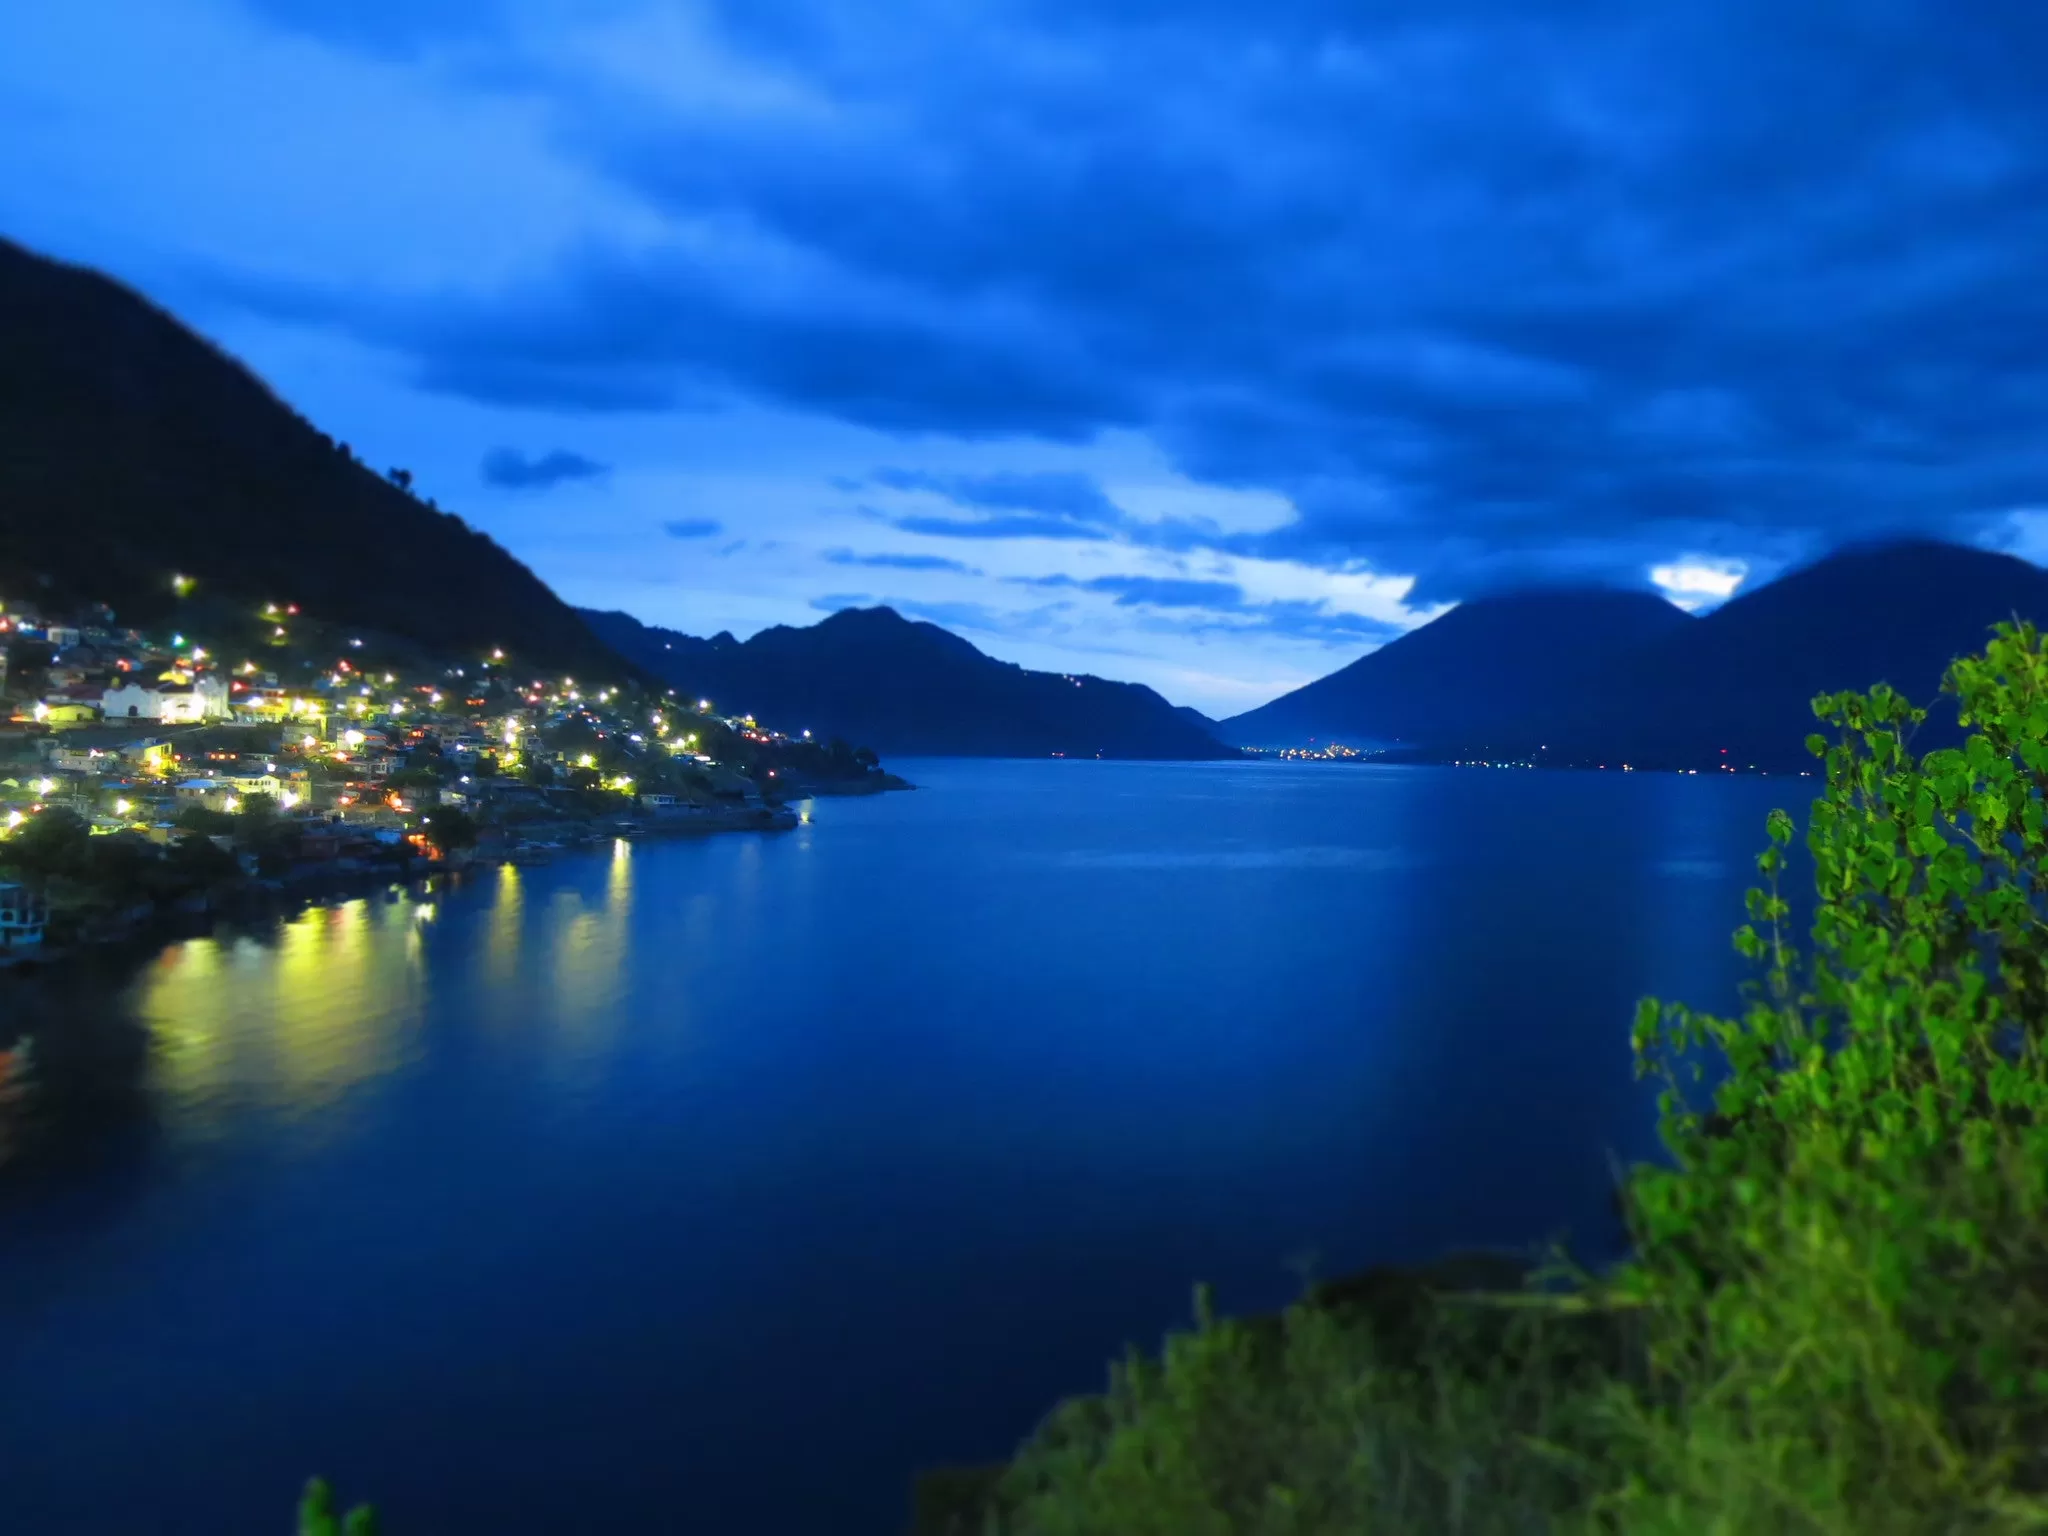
[581,605,1240,759]
[1529,540,2048,769]
[1223,539,2048,770]
[0,237,624,677]
[1220,588,1694,748]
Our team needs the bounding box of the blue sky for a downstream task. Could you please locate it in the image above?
[7,0,2048,714]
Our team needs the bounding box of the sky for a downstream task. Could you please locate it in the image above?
[6,0,2048,715]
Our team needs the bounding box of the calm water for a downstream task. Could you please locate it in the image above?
[0,759,1804,1535]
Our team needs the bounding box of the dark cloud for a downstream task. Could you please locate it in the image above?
[230,0,2048,596]
[480,446,611,490]
[1009,572,1406,642]
[1019,574,1247,609]
[809,592,873,612]
[662,518,725,539]
[822,548,981,573]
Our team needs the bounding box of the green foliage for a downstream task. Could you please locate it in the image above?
[932,620,2048,1536]
[298,1477,378,1536]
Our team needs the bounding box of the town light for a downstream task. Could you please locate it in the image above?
[698,699,710,711]
[225,797,241,813]
[302,735,317,749]
[114,798,132,815]
[281,792,300,809]
[35,778,52,795]
[172,573,195,596]
[5,811,21,829]
[343,730,364,747]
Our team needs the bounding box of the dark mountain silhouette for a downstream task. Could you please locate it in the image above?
[0,237,624,677]
[1529,540,2048,769]
[1224,539,2048,770]
[581,605,1240,759]
[1220,587,1694,748]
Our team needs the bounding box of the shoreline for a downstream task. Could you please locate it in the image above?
[1,778,916,979]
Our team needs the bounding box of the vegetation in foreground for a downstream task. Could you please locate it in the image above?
[307,623,2048,1532]
[913,621,2048,1535]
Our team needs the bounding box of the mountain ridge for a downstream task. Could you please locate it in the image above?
[1223,539,2048,769]
[581,604,1240,759]
[0,236,626,678]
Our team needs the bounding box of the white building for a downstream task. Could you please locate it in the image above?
[101,675,231,723]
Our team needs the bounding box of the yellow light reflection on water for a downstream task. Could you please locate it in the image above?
[138,895,427,1134]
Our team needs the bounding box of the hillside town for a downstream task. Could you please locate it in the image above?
[0,590,907,962]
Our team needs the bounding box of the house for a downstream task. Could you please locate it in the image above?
[37,698,102,729]
[101,675,231,723]
[639,792,680,810]
[0,879,47,956]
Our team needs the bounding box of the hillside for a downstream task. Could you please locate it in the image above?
[1220,588,1693,748]
[1221,539,2048,770]
[0,237,624,678]
[581,605,1240,759]
[1529,540,2048,769]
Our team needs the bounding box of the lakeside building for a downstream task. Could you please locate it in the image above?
[0,879,47,957]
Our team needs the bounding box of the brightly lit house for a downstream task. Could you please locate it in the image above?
[101,675,231,724]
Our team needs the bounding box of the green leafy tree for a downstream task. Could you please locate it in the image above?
[298,1477,377,1536]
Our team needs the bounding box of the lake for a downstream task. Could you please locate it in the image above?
[0,759,1806,1535]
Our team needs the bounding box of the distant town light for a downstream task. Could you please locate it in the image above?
[114,798,132,815]
[224,797,241,813]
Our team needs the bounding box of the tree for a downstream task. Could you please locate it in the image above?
[175,804,236,837]
[418,805,477,854]
[386,468,413,493]
[165,831,239,886]
[0,805,90,880]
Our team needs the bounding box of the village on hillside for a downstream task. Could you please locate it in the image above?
[0,588,907,962]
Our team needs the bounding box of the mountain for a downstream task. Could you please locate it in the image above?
[1530,540,2048,769]
[581,605,1240,759]
[1223,539,2048,770]
[0,237,624,677]
[1220,587,1694,748]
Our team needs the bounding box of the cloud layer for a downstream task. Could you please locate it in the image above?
[216,0,2048,602]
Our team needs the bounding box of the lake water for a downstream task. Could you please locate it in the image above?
[0,759,1805,1535]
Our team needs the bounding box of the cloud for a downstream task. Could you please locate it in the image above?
[171,0,2048,597]
[809,592,873,612]
[1009,571,1407,643]
[822,548,980,573]
[662,517,725,538]
[481,446,611,490]
[894,512,1115,541]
